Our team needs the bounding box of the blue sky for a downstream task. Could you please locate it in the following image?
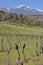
[0,0,43,10]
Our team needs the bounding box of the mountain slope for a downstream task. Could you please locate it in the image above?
[0,5,43,15]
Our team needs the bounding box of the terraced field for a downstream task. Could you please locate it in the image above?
[0,25,43,65]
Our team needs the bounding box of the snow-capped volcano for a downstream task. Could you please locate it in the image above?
[11,5,43,15]
[14,5,43,12]
[0,5,43,15]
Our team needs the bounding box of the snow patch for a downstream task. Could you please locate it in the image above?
[16,4,31,9]
[36,9,43,12]
[7,8,10,10]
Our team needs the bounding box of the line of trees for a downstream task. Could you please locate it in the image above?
[0,11,43,26]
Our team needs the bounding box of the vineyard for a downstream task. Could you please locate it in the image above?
[0,25,43,65]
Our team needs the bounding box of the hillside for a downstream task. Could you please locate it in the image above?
[0,25,43,65]
[0,9,43,65]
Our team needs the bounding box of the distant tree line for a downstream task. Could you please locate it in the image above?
[0,11,43,26]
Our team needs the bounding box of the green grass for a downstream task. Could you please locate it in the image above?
[0,25,43,34]
[0,25,43,65]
